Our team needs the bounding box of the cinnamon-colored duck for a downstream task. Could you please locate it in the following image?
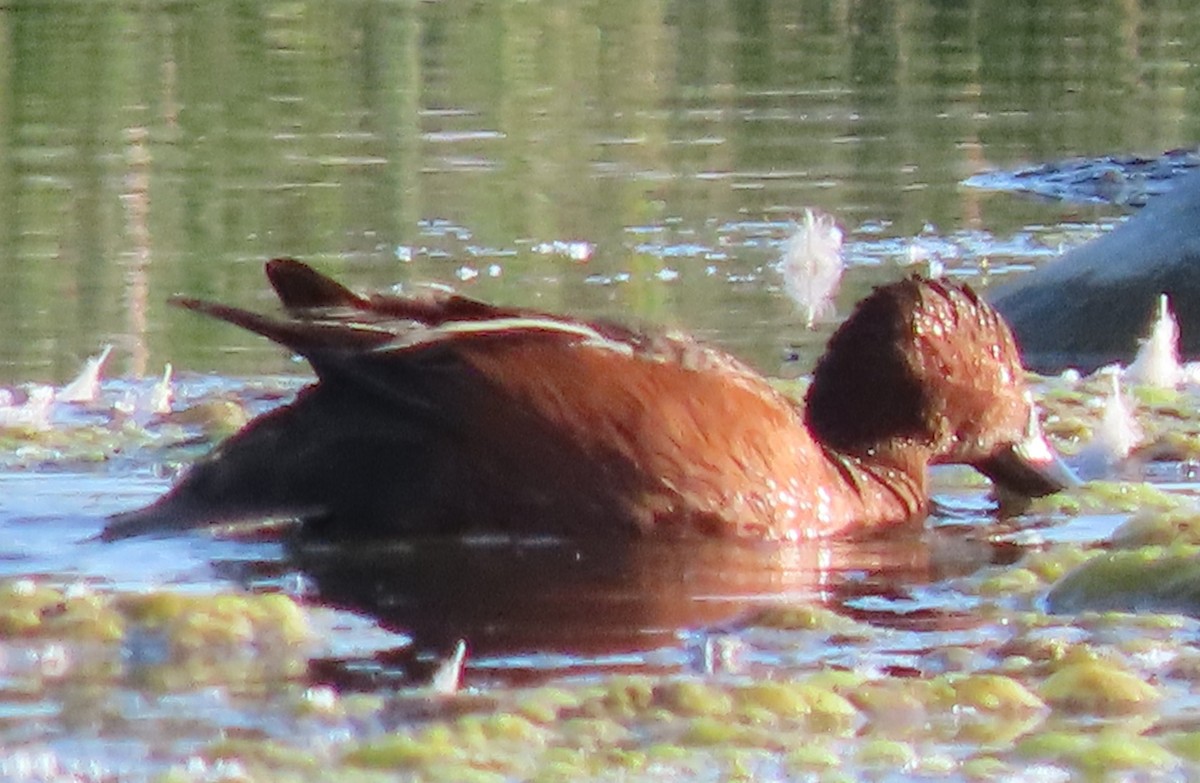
[103,259,1070,542]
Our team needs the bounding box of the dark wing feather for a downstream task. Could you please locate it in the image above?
[173,259,658,415]
[266,257,535,326]
[266,257,370,312]
[170,297,395,358]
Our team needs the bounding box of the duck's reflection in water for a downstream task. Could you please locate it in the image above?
[235,528,1010,688]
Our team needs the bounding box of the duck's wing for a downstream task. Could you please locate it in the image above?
[171,261,669,420]
[196,259,665,356]
[171,260,548,375]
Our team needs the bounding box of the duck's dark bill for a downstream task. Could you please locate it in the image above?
[975,439,1079,498]
[971,401,1078,499]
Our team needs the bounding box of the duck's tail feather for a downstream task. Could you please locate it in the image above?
[100,503,207,541]
[264,257,513,325]
[170,297,394,358]
[101,493,249,541]
[266,257,371,312]
[100,501,306,542]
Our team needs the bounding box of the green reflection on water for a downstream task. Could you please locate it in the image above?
[0,0,1193,383]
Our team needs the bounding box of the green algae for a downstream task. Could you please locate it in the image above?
[548,717,630,756]
[745,603,874,635]
[0,579,312,692]
[582,676,655,720]
[941,673,1046,715]
[459,712,548,745]
[0,418,209,472]
[1036,371,1200,470]
[1015,728,1178,773]
[316,668,1081,782]
[0,383,263,475]
[1130,384,1184,409]
[514,686,583,724]
[167,398,251,437]
[24,637,1200,783]
[976,566,1042,597]
[1112,508,1200,547]
[205,738,324,774]
[784,742,839,770]
[1018,546,1097,583]
[653,678,734,717]
[955,712,1046,750]
[679,715,743,746]
[1046,549,1200,616]
[1164,732,1200,762]
[733,680,858,725]
[846,678,937,724]
[118,590,309,654]
[1028,480,1189,516]
[346,728,459,769]
[0,581,122,638]
[961,756,1010,779]
[15,377,1200,781]
[1011,730,1093,764]
[855,738,917,769]
[1039,659,1160,714]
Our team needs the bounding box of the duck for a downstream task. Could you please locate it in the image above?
[102,258,1071,542]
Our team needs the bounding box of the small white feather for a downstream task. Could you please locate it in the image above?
[781,209,844,329]
[1126,294,1182,388]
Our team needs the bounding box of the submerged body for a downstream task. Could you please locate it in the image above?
[104,260,1068,542]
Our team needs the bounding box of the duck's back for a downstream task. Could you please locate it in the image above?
[105,263,826,540]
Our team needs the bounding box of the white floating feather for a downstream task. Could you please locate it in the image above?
[1075,371,1142,480]
[147,364,174,415]
[428,639,467,695]
[782,209,844,329]
[56,344,113,403]
[1126,294,1182,388]
[114,365,175,424]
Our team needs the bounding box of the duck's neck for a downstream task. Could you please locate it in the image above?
[821,442,932,532]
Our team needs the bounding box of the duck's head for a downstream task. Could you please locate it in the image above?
[805,277,1074,498]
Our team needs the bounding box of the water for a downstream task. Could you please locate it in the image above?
[6,0,1177,382]
[4,0,1200,779]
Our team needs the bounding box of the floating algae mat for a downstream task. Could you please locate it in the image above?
[6,374,1200,779]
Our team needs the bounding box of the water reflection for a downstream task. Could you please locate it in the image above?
[246,530,1008,686]
[2,0,1196,382]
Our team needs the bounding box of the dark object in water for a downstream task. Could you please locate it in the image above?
[990,168,1200,373]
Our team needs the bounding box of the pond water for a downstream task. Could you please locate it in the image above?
[5,1,1200,781]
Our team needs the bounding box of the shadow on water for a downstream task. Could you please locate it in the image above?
[215,528,1015,688]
